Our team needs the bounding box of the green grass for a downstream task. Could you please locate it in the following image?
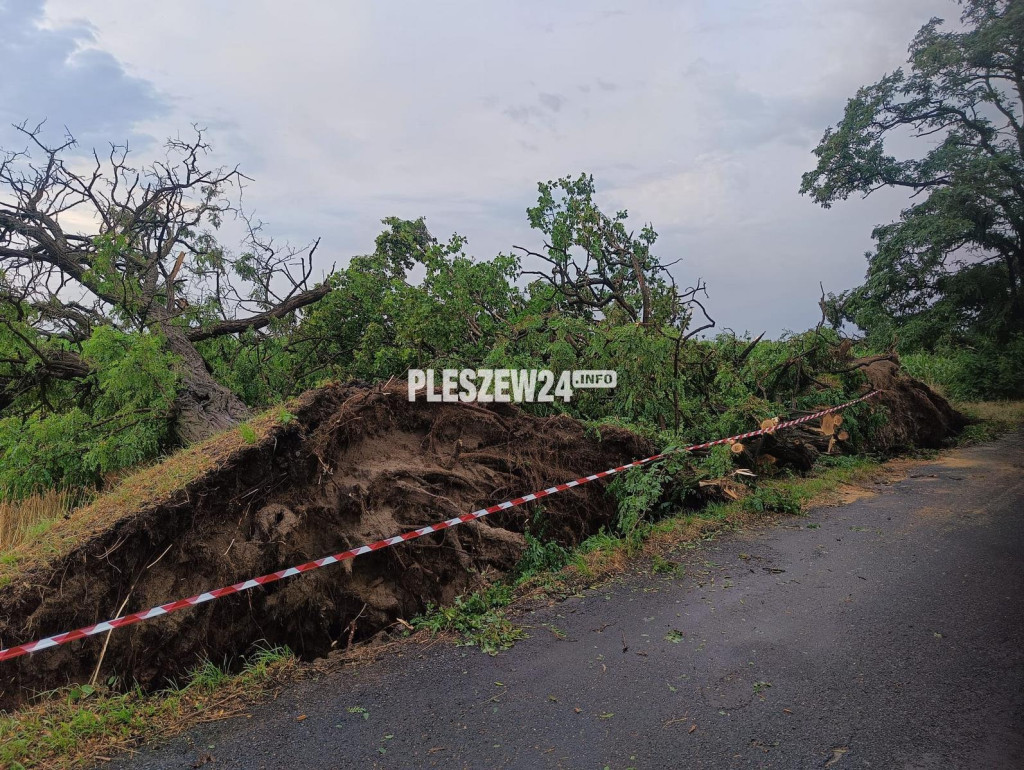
[410,584,525,654]
[954,400,1024,445]
[741,485,802,515]
[514,531,571,582]
[0,645,293,770]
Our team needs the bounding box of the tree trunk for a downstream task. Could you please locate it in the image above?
[161,326,252,445]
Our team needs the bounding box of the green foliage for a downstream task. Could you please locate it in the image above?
[578,529,625,556]
[237,423,258,445]
[0,169,953,506]
[515,531,571,581]
[411,584,525,654]
[742,486,802,515]
[802,0,1024,397]
[902,335,1024,400]
[0,329,178,496]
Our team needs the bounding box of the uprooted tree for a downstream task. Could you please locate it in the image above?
[0,125,333,450]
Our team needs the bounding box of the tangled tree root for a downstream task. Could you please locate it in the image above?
[0,383,650,707]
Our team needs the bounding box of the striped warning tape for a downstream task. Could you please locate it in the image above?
[0,391,878,663]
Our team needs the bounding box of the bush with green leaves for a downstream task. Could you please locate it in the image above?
[411,584,524,654]
[0,328,178,496]
[902,336,1024,401]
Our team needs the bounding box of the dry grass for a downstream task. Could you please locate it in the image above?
[952,400,1024,446]
[957,400,1024,424]
[0,398,309,587]
[0,489,79,553]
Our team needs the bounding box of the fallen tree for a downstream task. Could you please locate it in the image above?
[0,126,332,446]
[0,359,964,706]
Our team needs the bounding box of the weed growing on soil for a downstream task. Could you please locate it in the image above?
[0,645,294,770]
[607,453,692,537]
[238,423,258,445]
[515,531,572,582]
[410,584,525,654]
[742,486,802,515]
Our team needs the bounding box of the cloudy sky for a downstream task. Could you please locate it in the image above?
[2,0,956,335]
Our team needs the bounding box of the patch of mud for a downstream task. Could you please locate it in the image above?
[0,383,651,707]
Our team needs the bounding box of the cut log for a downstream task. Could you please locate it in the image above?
[698,477,749,503]
[742,431,819,472]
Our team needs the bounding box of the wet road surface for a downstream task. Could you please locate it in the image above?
[116,431,1024,769]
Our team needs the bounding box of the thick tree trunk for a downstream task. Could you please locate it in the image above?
[162,327,252,445]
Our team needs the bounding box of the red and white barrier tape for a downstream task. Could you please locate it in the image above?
[0,391,878,663]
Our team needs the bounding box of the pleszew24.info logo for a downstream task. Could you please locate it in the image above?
[408,369,617,402]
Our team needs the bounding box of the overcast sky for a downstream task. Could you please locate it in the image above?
[2,0,956,336]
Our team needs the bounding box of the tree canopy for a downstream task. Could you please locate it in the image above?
[802,0,1024,351]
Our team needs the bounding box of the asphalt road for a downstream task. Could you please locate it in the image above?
[115,431,1024,769]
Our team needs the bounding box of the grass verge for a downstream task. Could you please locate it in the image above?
[954,400,1024,444]
[0,646,295,769]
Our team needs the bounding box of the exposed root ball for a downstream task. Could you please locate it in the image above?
[856,356,967,450]
[0,383,651,707]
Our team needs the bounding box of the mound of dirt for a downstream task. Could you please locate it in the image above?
[854,355,967,450]
[0,384,651,707]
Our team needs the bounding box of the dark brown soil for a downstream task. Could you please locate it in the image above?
[856,355,968,450]
[0,383,650,707]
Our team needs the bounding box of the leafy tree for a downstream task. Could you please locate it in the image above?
[0,328,178,495]
[516,174,710,330]
[279,217,524,387]
[511,174,715,429]
[0,125,333,445]
[802,0,1024,349]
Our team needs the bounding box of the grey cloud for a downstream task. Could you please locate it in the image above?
[503,104,544,125]
[503,92,566,127]
[538,92,565,112]
[31,0,955,336]
[0,0,165,149]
